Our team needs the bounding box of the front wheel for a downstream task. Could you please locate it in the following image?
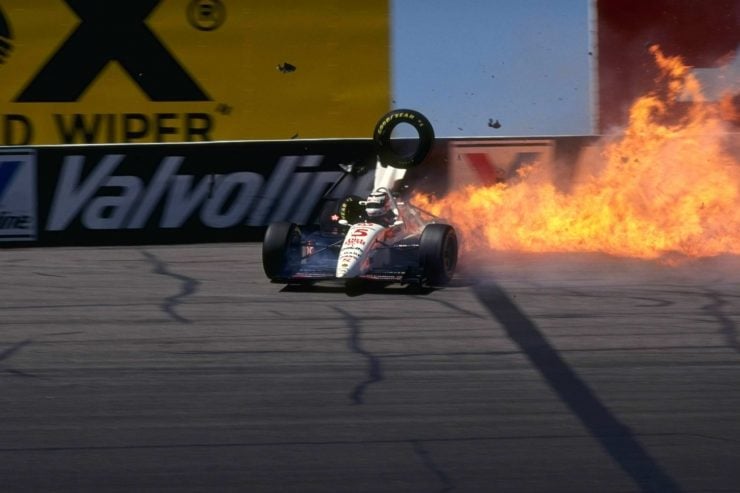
[419,224,458,286]
[262,222,302,281]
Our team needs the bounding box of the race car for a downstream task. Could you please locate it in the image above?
[261,109,458,287]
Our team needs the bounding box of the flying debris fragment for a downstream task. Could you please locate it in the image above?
[488,118,501,129]
[277,62,296,73]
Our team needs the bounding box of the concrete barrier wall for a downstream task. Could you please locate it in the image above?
[2,132,736,247]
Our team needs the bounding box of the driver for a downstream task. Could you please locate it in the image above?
[364,190,397,226]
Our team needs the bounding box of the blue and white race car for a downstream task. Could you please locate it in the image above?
[262,109,458,288]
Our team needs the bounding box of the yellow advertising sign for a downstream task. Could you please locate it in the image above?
[0,0,390,145]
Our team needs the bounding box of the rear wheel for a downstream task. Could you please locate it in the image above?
[419,224,458,286]
[262,222,302,281]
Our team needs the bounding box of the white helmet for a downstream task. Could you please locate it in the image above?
[365,190,392,218]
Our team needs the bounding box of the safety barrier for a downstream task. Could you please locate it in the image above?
[4,133,734,247]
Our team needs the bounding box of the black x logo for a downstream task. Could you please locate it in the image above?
[0,7,13,64]
[16,0,209,102]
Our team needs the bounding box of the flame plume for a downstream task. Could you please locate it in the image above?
[416,46,740,259]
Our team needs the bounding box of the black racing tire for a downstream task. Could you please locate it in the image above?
[262,222,302,281]
[373,109,435,169]
[419,224,458,286]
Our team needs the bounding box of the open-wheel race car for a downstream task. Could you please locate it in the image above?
[262,109,458,288]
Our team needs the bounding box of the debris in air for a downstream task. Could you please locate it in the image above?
[278,62,297,73]
[215,103,232,115]
[291,133,299,139]
[488,118,502,129]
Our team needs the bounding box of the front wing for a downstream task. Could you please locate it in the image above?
[283,230,423,283]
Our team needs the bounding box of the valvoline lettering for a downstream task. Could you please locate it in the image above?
[46,154,372,231]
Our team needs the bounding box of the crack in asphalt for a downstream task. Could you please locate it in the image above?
[702,290,739,354]
[556,289,678,309]
[0,431,721,453]
[141,251,200,324]
[0,339,31,362]
[412,440,455,492]
[629,296,675,308]
[335,307,383,405]
[414,296,487,320]
[0,339,36,377]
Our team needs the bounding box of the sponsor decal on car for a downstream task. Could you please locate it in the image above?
[343,237,368,247]
[339,246,364,261]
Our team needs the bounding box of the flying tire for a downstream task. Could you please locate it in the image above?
[373,109,435,169]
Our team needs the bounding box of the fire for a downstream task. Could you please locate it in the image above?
[416,46,740,259]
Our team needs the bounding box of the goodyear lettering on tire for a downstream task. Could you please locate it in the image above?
[373,109,435,169]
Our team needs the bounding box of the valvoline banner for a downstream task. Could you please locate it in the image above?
[0,0,390,145]
[30,140,378,245]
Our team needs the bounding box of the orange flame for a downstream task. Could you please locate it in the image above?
[416,46,740,259]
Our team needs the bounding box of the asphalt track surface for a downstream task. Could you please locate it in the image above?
[1,243,739,492]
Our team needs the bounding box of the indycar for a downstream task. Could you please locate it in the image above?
[262,109,458,288]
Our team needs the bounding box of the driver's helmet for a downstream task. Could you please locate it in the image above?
[365,190,392,218]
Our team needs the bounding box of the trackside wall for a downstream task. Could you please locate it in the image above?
[1,140,378,246]
[0,136,607,247]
